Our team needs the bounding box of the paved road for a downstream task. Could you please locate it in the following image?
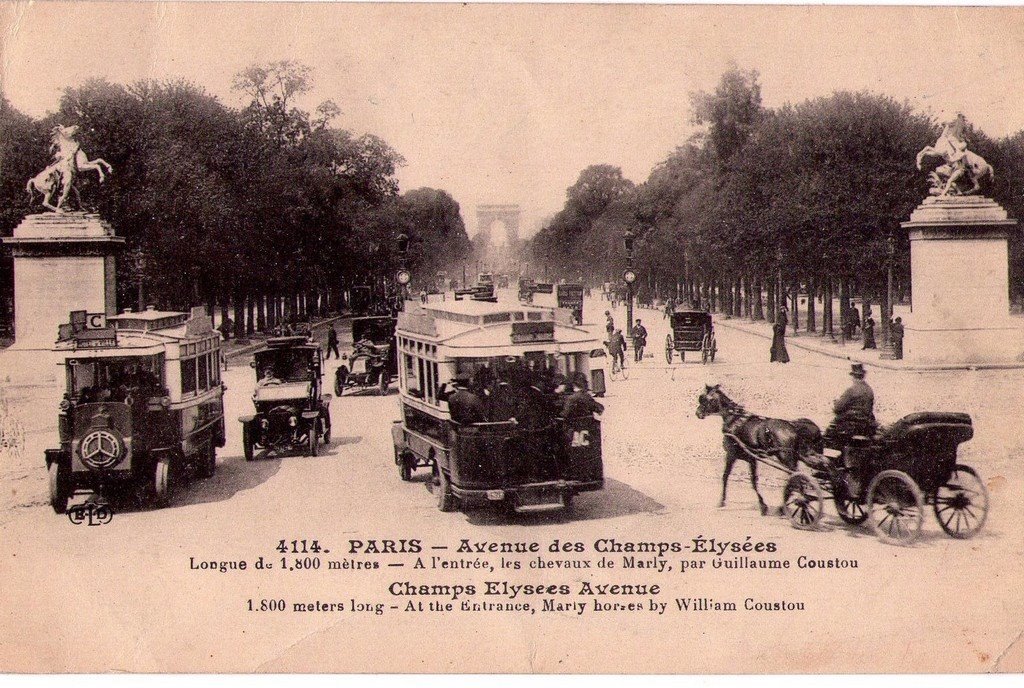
[1,296,1022,672]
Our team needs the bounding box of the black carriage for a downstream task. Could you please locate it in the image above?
[240,336,332,459]
[335,316,397,395]
[666,309,716,364]
[349,285,373,316]
[782,412,987,545]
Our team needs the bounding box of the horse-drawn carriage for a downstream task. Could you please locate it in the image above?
[696,385,988,545]
[666,310,716,364]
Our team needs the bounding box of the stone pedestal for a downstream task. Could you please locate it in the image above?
[1,213,124,351]
[901,197,1023,364]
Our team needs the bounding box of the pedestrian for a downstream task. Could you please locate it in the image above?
[605,311,615,338]
[891,316,904,360]
[633,319,648,362]
[862,317,876,350]
[325,324,340,359]
[848,302,861,336]
[770,307,790,363]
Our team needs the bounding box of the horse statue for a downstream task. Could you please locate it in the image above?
[695,385,823,515]
[915,115,993,197]
[25,125,112,212]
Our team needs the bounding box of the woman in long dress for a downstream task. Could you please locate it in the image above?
[770,307,790,363]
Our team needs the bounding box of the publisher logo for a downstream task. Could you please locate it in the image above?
[68,503,114,526]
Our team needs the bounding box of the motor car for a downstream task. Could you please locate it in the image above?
[240,336,331,459]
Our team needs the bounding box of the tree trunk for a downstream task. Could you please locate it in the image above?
[879,288,890,348]
[861,294,873,348]
[752,279,764,320]
[838,279,848,345]
[766,279,776,323]
[246,297,255,336]
[806,277,816,332]
[233,296,245,340]
[790,284,799,334]
[823,278,834,337]
[733,277,742,317]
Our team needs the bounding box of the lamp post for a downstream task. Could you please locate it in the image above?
[623,229,637,338]
[395,232,411,312]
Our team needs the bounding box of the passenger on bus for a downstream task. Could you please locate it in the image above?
[562,373,605,420]
[440,375,486,425]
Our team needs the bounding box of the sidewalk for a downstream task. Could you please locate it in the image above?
[221,313,348,361]
[708,312,1024,372]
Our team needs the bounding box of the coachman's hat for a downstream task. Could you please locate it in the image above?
[850,363,866,379]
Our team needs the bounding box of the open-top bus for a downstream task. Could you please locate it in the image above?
[391,299,605,514]
[47,307,225,511]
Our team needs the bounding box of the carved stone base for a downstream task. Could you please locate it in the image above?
[1,213,124,350]
[901,197,1021,364]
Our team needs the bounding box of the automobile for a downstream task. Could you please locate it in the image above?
[240,336,331,459]
[335,316,397,395]
[46,307,226,512]
[391,299,605,514]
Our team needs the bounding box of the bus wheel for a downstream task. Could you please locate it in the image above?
[48,461,70,514]
[435,467,457,512]
[197,442,216,479]
[152,455,174,508]
[397,448,413,481]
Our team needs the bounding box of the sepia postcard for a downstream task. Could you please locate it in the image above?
[1,1,1023,675]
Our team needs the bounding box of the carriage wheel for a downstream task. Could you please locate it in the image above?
[710,337,717,363]
[867,470,924,545]
[933,464,989,539]
[665,340,673,364]
[701,339,710,365]
[783,473,824,530]
[833,482,869,525]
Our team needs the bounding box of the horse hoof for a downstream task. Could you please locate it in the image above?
[718,502,726,509]
[759,506,769,516]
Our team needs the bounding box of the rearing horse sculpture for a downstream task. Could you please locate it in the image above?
[696,385,823,515]
[915,117,993,197]
[25,125,112,212]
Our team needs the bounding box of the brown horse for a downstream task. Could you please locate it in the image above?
[696,385,823,515]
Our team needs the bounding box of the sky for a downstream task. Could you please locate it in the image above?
[3,2,1024,240]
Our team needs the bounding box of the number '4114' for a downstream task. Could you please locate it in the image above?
[277,539,323,554]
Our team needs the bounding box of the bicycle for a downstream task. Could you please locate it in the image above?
[609,352,629,380]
